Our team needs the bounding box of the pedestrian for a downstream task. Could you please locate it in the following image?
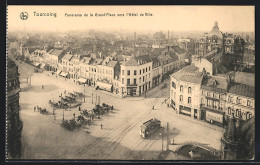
[34,106,36,112]
[64,90,66,95]
[61,93,62,97]
[111,105,113,110]
[152,106,154,110]
[42,85,44,89]
[79,106,81,111]
[167,104,169,108]
[101,123,103,129]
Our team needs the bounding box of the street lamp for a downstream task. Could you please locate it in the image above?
[63,109,65,121]
[84,84,86,103]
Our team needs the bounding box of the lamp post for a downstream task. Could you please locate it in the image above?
[84,84,86,103]
[63,109,65,121]
[92,93,93,104]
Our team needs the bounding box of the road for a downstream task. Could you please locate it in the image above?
[16,60,224,160]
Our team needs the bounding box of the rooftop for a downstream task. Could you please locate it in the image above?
[201,75,228,93]
[228,82,254,98]
[171,65,203,84]
[234,71,255,87]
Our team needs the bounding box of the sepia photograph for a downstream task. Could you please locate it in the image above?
[6,5,255,161]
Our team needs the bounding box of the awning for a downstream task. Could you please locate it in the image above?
[40,63,46,69]
[77,78,87,83]
[96,81,112,90]
[60,72,68,77]
[56,70,62,74]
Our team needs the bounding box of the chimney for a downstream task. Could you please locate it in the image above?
[202,68,207,78]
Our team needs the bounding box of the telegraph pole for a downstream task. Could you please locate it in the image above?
[84,84,86,103]
[162,126,164,151]
[92,93,93,104]
[95,93,97,105]
[167,122,169,151]
[98,96,100,105]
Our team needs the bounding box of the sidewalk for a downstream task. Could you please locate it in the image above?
[163,105,224,132]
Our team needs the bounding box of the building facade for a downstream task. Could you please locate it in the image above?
[6,58,23,159]
[120,55,153,96]
[170,65,203,119]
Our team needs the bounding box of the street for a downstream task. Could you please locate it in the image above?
[17,61,224,160]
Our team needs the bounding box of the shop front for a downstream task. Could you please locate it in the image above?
[205,110,224,125]
[126,86,137,96]
[179,105,191,117]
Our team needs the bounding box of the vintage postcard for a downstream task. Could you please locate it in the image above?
[6,5,255,160]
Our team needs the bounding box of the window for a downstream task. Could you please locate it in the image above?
[188,97,191,104]
[180,95,183,102]
[122,70,124,75]
[228,96,233,102]
[246,112,252,119]
[247,100,252,107]
[134,78,137,85]
[122,78,124,84]
[139,77,141,83]
[143,76,145,82]
[236,109,241,117]
[134,70,137,75]
[207,92,210,97]
[149,73,151,79]
[236,97,241,104]
[127,79,130,85]
[127,70,130,76]
[188,87,192,94]
[149,66,151,71]
[180,85,183,92]
[146,67,148,72]
[140,70,141,75]
[172,81,176,89]
[228,107,232,115]
[143,69,145,73]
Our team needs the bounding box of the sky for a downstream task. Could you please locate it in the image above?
[7,6,255,33]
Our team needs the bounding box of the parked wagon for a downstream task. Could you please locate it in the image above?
[61,119,81,130]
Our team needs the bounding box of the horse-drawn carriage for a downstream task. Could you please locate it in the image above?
[38,107,48,114]
[81,110,95,119]
[77,115,92,125]
[49,100,69,109]
[73,91,84,98]
[101,103,113,112]
[68,92,77,98]
[61,96,76,104]
[61,119,81,130]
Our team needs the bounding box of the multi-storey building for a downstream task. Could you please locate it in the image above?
[195,21,223,57]
[60,52,73,78]
[170,65,203,118]
[200,73,228,125]
[225,72,255,121]
[46,49,64,71]
[170,64,255,125]
[151,57,162,87]
[6,58,23,159]
[78,57,93,85]
[120,55,153,96]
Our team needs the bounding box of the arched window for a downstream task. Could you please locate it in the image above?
[180,95,183,102]
[188,87,192,93]
[188,97,191,104]
[180,85,183,92]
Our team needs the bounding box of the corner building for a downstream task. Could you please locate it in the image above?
[120,55,153,96]
[170,65,203,118]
